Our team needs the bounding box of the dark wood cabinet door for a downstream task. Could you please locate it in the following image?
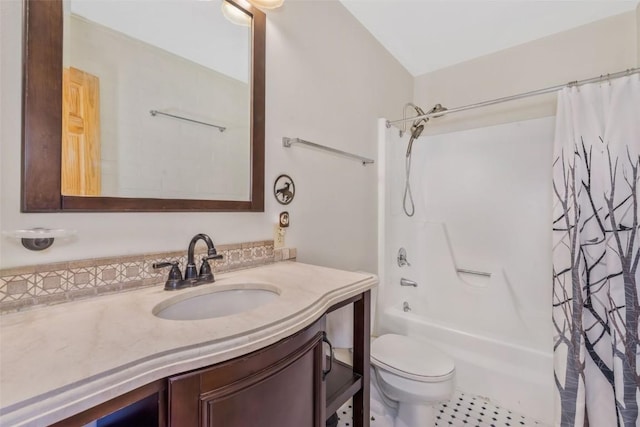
[168,317,326,427]
[201,336,321,427]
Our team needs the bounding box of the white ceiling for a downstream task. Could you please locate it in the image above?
[339,0,639,76]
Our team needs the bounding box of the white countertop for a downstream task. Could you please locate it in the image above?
[0,262,377,426]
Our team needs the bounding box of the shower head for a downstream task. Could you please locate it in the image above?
[412,123,425,139]
[412,105,427,127]
[403,103,428,130]
[403,103,447,157]
[405,104,428,157]
[406,123,424,157]
[400,103,428,138]
[427,103,448,118]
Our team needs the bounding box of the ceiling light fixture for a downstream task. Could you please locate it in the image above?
[248,0,284,9]
[221,0,252,26]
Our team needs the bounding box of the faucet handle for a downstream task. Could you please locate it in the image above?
[198,254,223,282]
[397,248,411,267]
[153,261,183,291]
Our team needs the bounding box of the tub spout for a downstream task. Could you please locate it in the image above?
[400,277,418,287]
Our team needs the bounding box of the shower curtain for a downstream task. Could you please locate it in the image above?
[552,74,640,426]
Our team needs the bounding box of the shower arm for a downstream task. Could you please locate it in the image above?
[401,102,423,136]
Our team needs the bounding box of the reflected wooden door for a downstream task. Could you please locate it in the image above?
[62,67,101,195]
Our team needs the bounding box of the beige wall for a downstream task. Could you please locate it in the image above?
[0,0,413,270]
[413,11,638,135]
[3,2,636,271]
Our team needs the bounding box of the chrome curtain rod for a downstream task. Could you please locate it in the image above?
[150,110,226,132]
[387,67,640,127]
[282,137,375,165]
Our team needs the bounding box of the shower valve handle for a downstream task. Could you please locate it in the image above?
[397,248,411,267]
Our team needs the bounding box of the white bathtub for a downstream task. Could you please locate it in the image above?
[377,306,554,425]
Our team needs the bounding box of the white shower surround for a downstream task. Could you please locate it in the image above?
[376,117,556,424]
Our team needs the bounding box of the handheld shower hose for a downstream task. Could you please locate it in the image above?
[402,103,447,217]
[403,104,427,217]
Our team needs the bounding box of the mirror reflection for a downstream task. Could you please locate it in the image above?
[62,0,252,201]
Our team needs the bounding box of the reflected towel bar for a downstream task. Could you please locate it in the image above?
[282,137,374,165]
[150,110,226,132]
[456,268,491,277]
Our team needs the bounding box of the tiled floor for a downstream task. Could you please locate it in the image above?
[435,391,545,427]
[335,402,392,427]
[334,391,547,427]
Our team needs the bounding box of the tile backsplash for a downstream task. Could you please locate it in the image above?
[0,240,296,313]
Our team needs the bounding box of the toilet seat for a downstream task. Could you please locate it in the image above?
[371,334,455,383]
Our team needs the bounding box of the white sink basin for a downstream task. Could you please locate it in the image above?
[153,286,280,321]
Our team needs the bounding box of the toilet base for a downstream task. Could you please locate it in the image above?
[395,402,435,427]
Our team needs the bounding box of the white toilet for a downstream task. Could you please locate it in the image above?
[370,334,456,427]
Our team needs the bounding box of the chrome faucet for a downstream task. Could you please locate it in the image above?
[153,233,223,290]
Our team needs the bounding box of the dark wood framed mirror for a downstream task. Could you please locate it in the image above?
[21,0,264,212]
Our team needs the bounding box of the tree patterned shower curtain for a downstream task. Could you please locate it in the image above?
[553,74,640,426]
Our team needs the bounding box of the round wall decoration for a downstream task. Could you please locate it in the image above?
[274,174,295,205]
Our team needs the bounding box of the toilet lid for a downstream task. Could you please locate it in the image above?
[371,334,455,382]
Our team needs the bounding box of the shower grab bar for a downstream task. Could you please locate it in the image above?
[282,137,374,165]
[150,110,226,132]
[456,268,491,277]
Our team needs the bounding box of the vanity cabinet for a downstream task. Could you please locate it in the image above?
[168,317,327,427]
[48,291,370,427]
